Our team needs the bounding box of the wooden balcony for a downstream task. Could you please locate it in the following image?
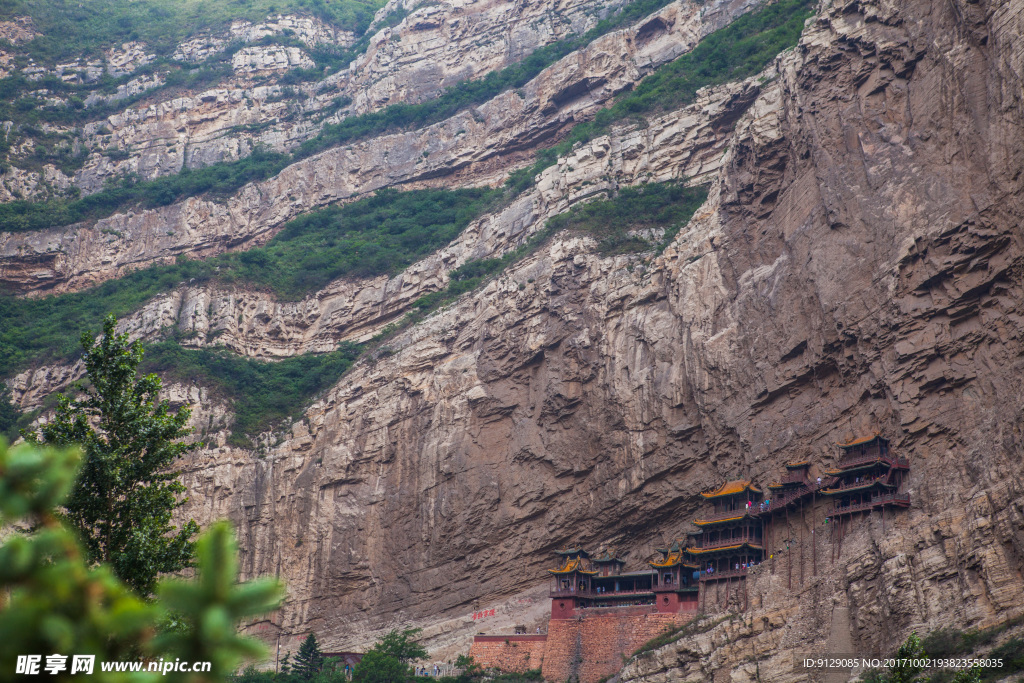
[829,493,911,516]
[699,567,748,582]
[692,535,762,552]
[694,507,753,525]
[549,587,654,599]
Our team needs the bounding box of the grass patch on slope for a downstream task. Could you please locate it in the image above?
[1,178,708,445]
[0,186,500,375]
[399,179,708,328]
[506,0,814,192]
[919,616,1024,682]
[546,180,708,255]
[142,341,363,447]
[0,0,680,233]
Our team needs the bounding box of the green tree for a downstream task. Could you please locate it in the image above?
[351,650,413,683]
[950,667,982,683]
[27,313,200,596]
[0,439,284,681]
[293,633,325,679]
[373,628,428,664]
[351,628,428,683]
[888,632,926,683]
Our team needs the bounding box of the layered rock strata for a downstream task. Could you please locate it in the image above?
[4,0,1024,678]
[0,0,761,294]
[162,0,1024,673]
[0,0,635,197]
[8,73,762,406]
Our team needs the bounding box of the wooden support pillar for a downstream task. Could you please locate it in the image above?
[838,514,844,559]
[812,491,817,576]
[786,505,792,590]
[799,498,805,587]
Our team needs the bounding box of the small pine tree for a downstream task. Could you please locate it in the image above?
[280,653,292,676]
[292,633,325,679]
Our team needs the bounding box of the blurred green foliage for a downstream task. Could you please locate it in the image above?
[0,439,284,681]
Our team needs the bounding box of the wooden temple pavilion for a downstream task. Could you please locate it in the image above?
[547,544,697,618]
[686,480,765,579]
[821,435,910,517]
[540,434,910,618]
[649,540,699,613]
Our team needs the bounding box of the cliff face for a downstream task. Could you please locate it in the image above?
[0,0,628,202]
[4,0,1024,676]
[0,0,758,295]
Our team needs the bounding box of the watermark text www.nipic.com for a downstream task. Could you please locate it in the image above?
[15,655,213,675]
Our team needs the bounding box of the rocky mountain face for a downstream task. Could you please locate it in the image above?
[0,0,631,202]
[3,0,1024,678]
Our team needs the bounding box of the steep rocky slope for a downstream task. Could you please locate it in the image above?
[0,0,758,294]
[0,0,631,201]
[3,0,1024,677]
[186,0,1024,668]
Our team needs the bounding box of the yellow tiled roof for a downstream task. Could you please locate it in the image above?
[547,558,597,575]
[836,432,882,448]
[700,480,761,498]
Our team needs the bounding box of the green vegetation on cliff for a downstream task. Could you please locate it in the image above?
[2,178,706,444]
[506,0,814,191]
[0,0,385,63]
[295,0,681,159]
[0,186,498,376]
[1,0,682,233]
[143,340,362,446]
[546,180,708,255]
[402,179,708,326]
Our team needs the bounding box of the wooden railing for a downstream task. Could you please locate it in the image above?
[549,587,654,599]
[835,452,910,470]
[825,475,889,492]
[694,535,762,551]
[699,567,748,581]
[830,493,911,515]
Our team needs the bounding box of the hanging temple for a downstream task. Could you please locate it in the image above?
[468,435,911,682]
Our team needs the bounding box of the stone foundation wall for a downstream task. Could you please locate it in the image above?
[541,613,687,683]
[469,636,547,673]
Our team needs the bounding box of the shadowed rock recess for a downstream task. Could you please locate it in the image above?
[3,0,1024,676]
